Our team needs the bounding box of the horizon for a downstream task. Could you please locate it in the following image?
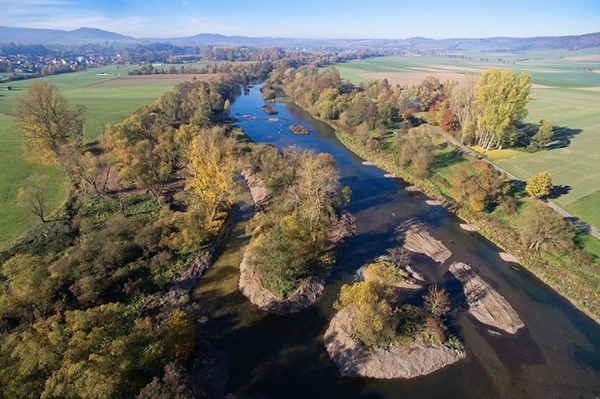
[3,24,600,42]
[0,0,599,40]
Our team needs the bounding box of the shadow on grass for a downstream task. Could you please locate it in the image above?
[515,122,583,150]
[547,184,571,199]
[433,149,464,170]
[546,126,583,150]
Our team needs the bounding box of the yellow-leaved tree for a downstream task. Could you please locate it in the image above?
[184,126,238,230]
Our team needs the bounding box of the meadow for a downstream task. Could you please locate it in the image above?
[337,50,600,231]
[0,66,198,247]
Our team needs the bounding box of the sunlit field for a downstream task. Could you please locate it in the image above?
[337,50,600,230]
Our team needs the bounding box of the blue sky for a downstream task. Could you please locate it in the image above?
[1,0,598,39]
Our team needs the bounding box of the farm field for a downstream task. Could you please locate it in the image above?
[337,51,600,230]
[0,66,203,247]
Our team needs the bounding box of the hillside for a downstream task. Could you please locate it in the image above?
[1,25,599,51]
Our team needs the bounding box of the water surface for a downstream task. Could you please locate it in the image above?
[195,85,600,399]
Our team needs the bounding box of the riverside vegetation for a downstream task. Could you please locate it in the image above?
[262,65,600,323]
[0,60,348,396]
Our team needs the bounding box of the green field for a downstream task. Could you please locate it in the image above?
[0,66,193,247]
[337,51,600,230]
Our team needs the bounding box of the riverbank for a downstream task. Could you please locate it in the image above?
[333,127,600,324]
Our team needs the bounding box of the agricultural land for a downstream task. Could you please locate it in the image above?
[0,66,206,246]
[337,50,600,232]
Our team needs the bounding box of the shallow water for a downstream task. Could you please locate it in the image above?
[193,85,600,398]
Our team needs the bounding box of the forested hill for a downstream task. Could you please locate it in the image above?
[1,25,599,51]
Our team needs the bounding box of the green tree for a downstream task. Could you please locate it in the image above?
[521,202,574,251]
[528,119,554,151]
[398,127,435,178]
[473,69,531,150]
[526,171,553,198]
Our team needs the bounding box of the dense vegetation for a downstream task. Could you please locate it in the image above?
[0,68,265,397]
[335,256,456,349]
[244,145,348,298]
[264,65,600,321]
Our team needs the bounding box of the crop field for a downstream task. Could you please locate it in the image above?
[0,66,198,247]
[337,50,600,230]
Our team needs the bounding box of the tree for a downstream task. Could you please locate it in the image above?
[452,160,510,212]
[528,119,554,151]
[14,81,84,165]
[17,175,51,222]
[335,281,397,347]
[423,286,451,318]
[104,109,181,201]
[473,69,531,150]
[526,172,553,198]
[185,126,238,227]
[398,127,435,178]
[0,254,55,322]
[250,214,315,299]
[450,75,478,144]
[521,202,574,251]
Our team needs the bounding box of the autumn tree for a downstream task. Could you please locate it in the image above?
[449,75,478,144]
[17,174,51,222]
[342,93,378,129]
[473,69,531,150]
[104,109,183,201]
[528,119,554,151]
[526,172,553,198]
[335,281,397,347]
[0,254,55,323]
[14,81,84,187]
[185,126,238,228]
[452,160,510,212]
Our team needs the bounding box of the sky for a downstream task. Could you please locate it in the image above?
[1,0,599,39]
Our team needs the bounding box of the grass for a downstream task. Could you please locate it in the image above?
[0,66,191,248]
[469,146,525,160]
[336,51,600,233]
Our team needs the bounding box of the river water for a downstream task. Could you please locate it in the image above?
[194,85,600,398]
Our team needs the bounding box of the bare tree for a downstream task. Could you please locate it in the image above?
[17,175,50,222]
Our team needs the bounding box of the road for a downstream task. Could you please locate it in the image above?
[424,124,600,240]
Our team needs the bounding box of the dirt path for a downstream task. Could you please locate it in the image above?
[424,124,600,240]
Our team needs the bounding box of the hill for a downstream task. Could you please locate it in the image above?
[1,25,599,51]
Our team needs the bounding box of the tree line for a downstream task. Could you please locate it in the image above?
[263,65,598,319]
[1,66,277,397]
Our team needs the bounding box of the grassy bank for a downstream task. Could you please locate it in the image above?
[0,66,194,247]
[334,127,600,324]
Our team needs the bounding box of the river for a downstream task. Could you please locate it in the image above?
[192,85,600,398]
